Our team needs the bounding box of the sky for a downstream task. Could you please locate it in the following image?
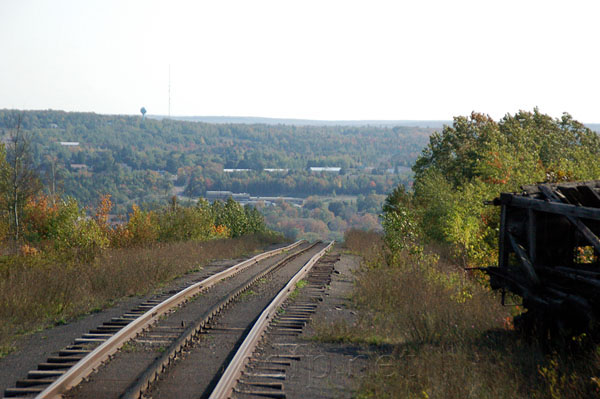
[1,0,599,122]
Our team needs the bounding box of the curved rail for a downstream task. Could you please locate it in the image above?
[209,240,334,399]
[35,240,304,399]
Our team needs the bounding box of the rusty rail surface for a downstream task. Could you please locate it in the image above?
[209,240,334,399]
[34,240,304,399]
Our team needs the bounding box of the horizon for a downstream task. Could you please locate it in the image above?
[2,108,600,128]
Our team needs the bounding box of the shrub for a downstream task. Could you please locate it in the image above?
[122,205,158,246]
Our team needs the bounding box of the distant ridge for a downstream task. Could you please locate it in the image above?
[148,115,600,131]
[148,115,450,129]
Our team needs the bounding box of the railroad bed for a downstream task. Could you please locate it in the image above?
[2,240,334,399]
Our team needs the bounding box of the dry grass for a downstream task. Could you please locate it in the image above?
[342,229,384,262]
[0,233,285,356]
[311,230,600,398]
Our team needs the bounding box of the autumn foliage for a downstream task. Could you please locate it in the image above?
[402,109,600,267]
[16,193,268,260]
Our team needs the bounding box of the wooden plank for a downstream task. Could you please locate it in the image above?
[508,233,540,286]
[557,186,583,206]
[527,208,536,266]
[556,266,600,278]
[570,218,600,256]
[499,204,509,305]
[500,194,600,221]
[538,266,600,290]
[544,185,570,203]
[521,180,600,194]
[498,204,509,269]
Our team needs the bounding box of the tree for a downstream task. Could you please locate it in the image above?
[407,109,600,266]
[218,198,248,238]
[382,184,411,214]
[0,114,40,241]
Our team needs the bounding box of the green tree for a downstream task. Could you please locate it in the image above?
[245,205,266,233]
[400,109,600,266]
[215,198,248,238]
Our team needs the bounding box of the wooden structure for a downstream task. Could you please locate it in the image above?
[484,181,600,334]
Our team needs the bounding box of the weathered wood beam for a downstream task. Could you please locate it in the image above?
[555,266,600,278]
[538,185,600,255]
[569,218,600,255]
[584,183,600,205]
[528,208,536,266]
[521,180,600,194]
[508,233,540,286]
[500,194,600,221]
[538,266,600,290]
[545,287,594,314]
[498,204,509,270]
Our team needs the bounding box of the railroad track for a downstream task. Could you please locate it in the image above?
[213,246,338,399]
[2,240,305,399]
[2,240,334,399]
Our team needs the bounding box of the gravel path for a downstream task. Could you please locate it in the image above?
[286,250,368,399]
[238,247,368,399]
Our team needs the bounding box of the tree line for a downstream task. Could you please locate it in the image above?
[0,110,431,213]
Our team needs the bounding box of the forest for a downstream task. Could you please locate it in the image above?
[0,109,432,239]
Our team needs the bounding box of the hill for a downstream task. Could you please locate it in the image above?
[0,109,433,239]
[151,115,451,129]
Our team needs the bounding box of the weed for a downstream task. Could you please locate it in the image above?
[0,344,15,359]
[239,290,256,300]
[289,279,308,300]
[295,279,308,290]
[121,342,137,353]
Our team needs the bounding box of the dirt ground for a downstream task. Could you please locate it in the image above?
[287,250,369,398]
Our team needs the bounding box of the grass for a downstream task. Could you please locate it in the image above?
[310,229,600,399]
[0,232,286,357]
[289,279,308,300]
[120,341,139,353]
[239,289,257,300]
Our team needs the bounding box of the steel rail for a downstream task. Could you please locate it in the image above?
[35,240,304,399]
[209,240,334,399]
[120,241,320,399]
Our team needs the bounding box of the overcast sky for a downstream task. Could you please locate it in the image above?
[1,0,598,121]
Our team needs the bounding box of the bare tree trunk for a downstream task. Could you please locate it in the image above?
[5,113,39,244]
[13,187,18,242]
[51,160,56,203]
[11,117,21,242]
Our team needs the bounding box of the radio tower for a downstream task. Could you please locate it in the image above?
[168,64,171,118]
